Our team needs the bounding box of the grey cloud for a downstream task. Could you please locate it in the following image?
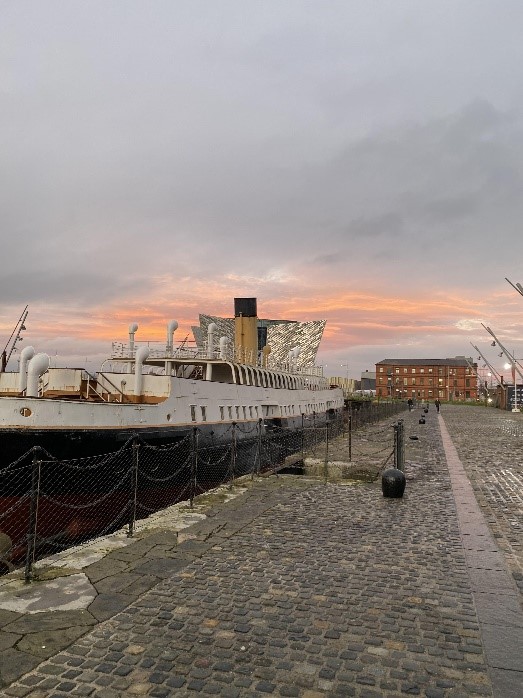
[0,271,150,306]
[348,213,404,239]
[0,3,523,301]
[421,196,477,224]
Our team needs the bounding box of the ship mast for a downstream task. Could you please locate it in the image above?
[1,305,28,371]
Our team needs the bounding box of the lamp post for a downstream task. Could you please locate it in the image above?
[340,363,349,396]
[504,360,520,412]
[481,325,523,411]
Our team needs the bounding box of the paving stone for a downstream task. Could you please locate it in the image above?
[4,408,523,696]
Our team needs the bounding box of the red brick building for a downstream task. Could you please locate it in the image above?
[375,357,478,402]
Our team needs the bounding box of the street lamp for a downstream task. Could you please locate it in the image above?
[504,361,520,412]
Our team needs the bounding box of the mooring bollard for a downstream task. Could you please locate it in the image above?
[419,417,425,424]
[382,467,406,498]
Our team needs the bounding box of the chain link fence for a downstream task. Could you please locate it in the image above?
[0,402,407,581]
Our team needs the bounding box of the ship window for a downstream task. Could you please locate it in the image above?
[190,405,196,422]
[243,406,247,419]
[235,406,240,419]
[20,407,32,417]
[228,406,233,419]
[201,406,207,421]
[249,406,253,418]
[220,406,224,420]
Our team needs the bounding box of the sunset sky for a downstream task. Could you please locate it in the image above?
[1,1,523,380]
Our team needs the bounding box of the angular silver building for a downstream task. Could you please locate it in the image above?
[192,308,325,370]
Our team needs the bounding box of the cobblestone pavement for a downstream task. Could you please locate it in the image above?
[440,405,523,593]
[1,406,522,697]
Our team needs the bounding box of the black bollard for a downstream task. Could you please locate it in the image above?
[419,417,425,424]
[424,408,428,414]
[382,467,406,498]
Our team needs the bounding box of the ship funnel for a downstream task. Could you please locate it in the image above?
[234,298,258,365]
[207,323,217,359]
[19,345,35,393]
[166,320,178,353]
[134,346,150,397]
[26,353,50,397]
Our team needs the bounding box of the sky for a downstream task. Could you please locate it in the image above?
[1,0,523,380]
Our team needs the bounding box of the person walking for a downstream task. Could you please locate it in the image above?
[435,399,441,413]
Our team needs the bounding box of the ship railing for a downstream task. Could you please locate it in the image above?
[81,370,111,402]
[111,341,201,360]
[93,371,129,403]
[110,341,325,378]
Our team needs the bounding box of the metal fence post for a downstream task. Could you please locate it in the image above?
[128,438,139,538]
[229,422,237,488]
[255,418,263,478]
[393,420,405,471]
[301,414,305,462]
[190,427,198,507]
[24,450,41,583]
[324,421,329,482]
[348,413,352,462]
[398,419,405,471]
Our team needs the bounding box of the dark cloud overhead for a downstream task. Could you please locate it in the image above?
[1,1,523,373]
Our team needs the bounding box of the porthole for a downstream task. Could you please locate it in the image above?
[20,407,32,418]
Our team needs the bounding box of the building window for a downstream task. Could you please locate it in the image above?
[404,378,408,386]
[411,368,416,374]
[419,378,424,385]
[404,368,408,373]
[395,368,400,374]
[379,367,384,373]
[420,368,425,373]
[429,368,433,373]
[412,378,416,385]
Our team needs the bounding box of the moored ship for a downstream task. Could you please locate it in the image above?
[0,298,343,565]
